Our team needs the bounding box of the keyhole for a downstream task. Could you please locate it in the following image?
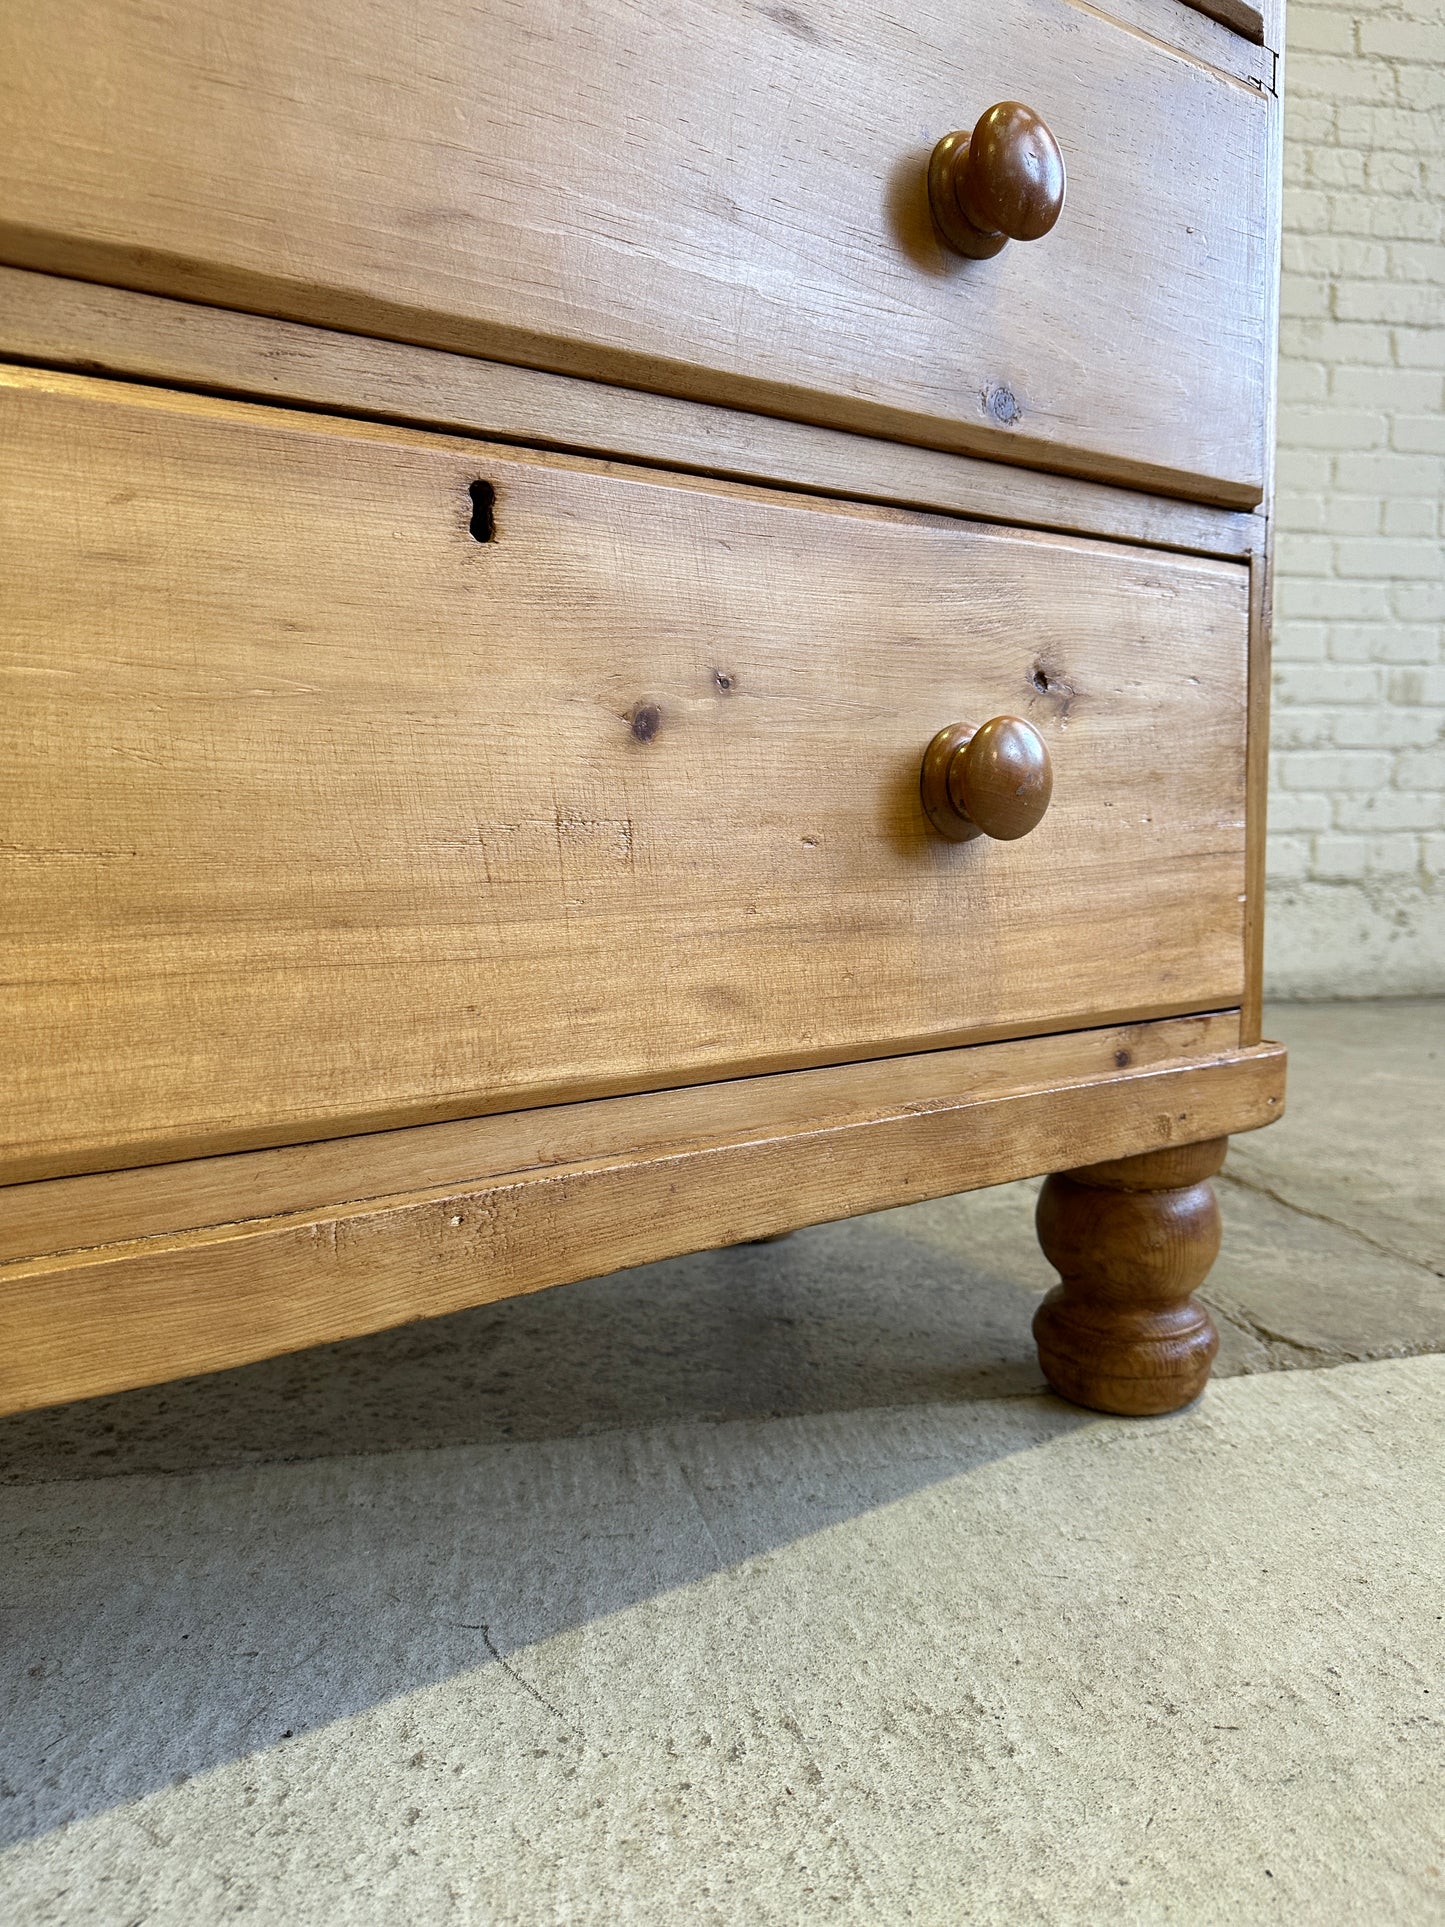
[469,480,496,542]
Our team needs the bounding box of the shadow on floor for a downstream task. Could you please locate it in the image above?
[0,1192,1086,1845]
[1,1372,1090,1848]
[0,1192,1052,1485]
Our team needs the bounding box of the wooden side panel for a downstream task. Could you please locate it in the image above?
[0,0,1272,503]
[0,371,1250,1182]
[1238,50,1281,1046]
[1243,546,1274,1043]
[0,1035,1286,1416]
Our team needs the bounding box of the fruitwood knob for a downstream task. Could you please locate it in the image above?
[927,103,1066,260]
[920,715,1053,843]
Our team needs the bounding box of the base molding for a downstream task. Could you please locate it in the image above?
[0,1014,1283,1416]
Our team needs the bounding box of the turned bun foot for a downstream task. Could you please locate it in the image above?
[1032,1139,1226,1416]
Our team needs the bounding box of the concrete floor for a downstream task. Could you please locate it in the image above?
[2,1002,1442,1922]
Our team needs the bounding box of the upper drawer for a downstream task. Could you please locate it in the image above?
[0,370,1248,1183]
[0,0,1273,506]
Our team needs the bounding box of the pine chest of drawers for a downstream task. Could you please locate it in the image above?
[0,0,1285,1417]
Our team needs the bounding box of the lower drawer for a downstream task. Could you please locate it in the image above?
[0,369,1249,1182]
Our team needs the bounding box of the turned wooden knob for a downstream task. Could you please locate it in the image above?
[927,103,1066,260]
[920,715,1053,843]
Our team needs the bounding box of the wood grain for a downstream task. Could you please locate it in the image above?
[0,0,1272,504]
[0,369,1252,1182]
[0,1012,1244,1266]
[1241,58,1284,1047]
[1089,0,1269,70]
[0,1033,1284,1417]
[1242,549,1274,1046]
[1177,0,1267,46]
[0,269,1263,563]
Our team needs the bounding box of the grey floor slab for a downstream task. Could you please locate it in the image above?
[1228,999,1445,1278]
[2,1358,1442,1925]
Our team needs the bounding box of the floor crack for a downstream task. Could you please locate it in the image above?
[447,1622,572,1727]
[1203,1291,1340,1366]
[1220,1169,1444,1281]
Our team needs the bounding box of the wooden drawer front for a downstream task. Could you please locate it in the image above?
[0,371,1249,1183]
[0,0,1270,506]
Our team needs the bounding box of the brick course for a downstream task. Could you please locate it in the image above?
[1269,0,1445,994]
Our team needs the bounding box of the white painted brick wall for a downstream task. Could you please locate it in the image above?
[1268,0,1445,995]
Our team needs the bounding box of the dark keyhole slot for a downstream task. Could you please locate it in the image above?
[469,480,496,542]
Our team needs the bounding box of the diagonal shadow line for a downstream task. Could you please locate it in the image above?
[0,1206,1078,1846]
[0,1388,1091,1848]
